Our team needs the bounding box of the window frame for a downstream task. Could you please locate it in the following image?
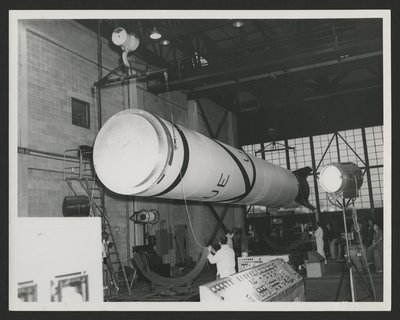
[71,97,90,129]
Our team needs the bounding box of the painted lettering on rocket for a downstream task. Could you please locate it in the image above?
[217,173,230,187]
[238,150,250,162]
[203,173,230,199]
[157,173,166,184]
[203,190,219,199]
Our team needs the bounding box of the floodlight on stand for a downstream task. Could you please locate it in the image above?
[319,162,363,199]
[111,27,140,67]
[319,162,374,302]
[150,27,162,40]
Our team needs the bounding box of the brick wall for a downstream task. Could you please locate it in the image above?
[25,30,99,153]
[18,20,131,265]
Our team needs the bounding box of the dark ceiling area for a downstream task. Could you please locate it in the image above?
[76,18,383,145]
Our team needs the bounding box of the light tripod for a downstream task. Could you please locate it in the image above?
[327,193,376,302]
[319,162,376,302]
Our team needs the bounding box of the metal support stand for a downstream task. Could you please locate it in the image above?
[329,195,376,302]
[336,205,356,301]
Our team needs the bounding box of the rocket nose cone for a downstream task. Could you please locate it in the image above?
[93,110,169,195]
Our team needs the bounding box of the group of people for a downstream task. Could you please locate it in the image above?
[206,218,384,280]
[313,218,383,272]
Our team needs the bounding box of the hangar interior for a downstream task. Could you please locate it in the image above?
[16,17,385,304]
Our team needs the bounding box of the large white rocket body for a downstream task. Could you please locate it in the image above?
[93,109,312,209]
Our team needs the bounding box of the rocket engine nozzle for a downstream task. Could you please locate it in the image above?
[293,167,316,211]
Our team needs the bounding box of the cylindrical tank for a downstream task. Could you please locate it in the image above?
[62,195,90,217]
[93,109,309,209]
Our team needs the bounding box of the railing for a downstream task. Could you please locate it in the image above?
[63,146,94,180]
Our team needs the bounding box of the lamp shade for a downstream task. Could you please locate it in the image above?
[150,27,162,40]
[232,20,244,28]
[319,162,363,198]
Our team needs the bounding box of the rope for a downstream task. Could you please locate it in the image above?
[292,147,299,171]
[163,72,207,250]
[121,75,126,110]
[164,72,178,150]
[179,177,208,249]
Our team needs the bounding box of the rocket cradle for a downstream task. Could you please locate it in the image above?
[93,109,313,210]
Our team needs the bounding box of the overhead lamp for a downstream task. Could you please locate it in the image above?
[160,39,170,46]
[111,27,140,67]
[232,20,244,28]
[149,26,162,40]
[319,162,363,199]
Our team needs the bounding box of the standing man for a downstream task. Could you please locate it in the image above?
[366,223,383,273]
[208,233,236,279]
[366,218,374,247]
[314,222,327,264]
[325,222,340,260]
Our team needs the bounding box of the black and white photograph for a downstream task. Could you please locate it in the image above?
[8,9,392,312]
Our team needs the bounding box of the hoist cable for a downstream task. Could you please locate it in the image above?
[163,72,207,250]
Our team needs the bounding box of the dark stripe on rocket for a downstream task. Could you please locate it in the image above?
[153,114,174,165]
[153,124,190,197]
[212,140,257,203]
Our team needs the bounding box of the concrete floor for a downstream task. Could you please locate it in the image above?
[112,259,383,302]
[303,260,383,302]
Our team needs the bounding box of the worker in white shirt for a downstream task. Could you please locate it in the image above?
[207,232,236,279]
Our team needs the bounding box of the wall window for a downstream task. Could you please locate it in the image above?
[263,140,287,168]
[71,97,90,129]
[365,126,384,167]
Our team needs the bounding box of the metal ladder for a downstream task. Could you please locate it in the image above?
[63,147,132,298]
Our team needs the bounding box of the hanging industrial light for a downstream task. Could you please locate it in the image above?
[149,26,162,40]
[319,162,363,199]
[232,20,244,28]
[160,39,170,46]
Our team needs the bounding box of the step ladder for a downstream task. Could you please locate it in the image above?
[63,146,132,298]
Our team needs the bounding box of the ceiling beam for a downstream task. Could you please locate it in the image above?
[237,86,383,145]
[149,36,382,93]
[185,52,382,99]
[250,20,274,40]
